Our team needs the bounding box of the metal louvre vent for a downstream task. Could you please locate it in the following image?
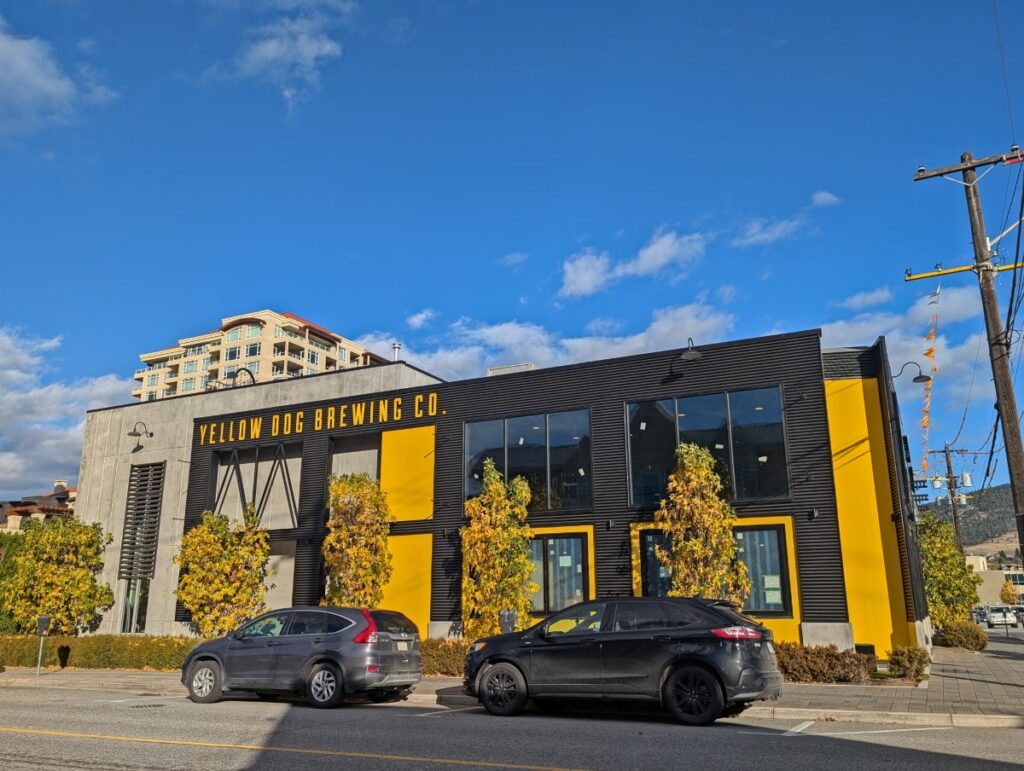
[118,462,166,580]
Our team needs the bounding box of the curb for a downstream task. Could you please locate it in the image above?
[742,705,1024,729]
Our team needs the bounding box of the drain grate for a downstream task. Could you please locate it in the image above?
[129,704,165,709]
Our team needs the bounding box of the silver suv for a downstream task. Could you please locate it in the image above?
[182,607,421,707]
[987,605,1020,628]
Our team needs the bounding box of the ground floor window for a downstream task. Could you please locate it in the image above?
[120,578,150,633]
[530,533,588,614]
[638,524,791,617]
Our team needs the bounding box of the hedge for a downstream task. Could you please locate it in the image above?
[938,620,988,651]
[420,638,471,676]
[0,635,199,671]
[0,635,474,676]
[775,642,876,683]
[886,645,929,681]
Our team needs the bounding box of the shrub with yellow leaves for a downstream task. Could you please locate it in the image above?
[322,474,393,608]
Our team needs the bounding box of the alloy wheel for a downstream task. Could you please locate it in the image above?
[485,670,517,708]
[670,673,712,717]
[192,667,215,698]
[311,669,337,702]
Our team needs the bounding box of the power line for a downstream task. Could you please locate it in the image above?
[991,0,1017,144]
[949,332,984,445]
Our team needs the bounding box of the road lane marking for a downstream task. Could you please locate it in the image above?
[0,726,586,770]
[811,727,953,737]
[407,706,482,717]
[782,721,815,735]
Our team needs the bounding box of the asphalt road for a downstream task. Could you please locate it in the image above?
[0,683,1021,770]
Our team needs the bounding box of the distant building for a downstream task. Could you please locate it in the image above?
[131,310,387,401]
[967,554,1024,605]
[1,481,75,532]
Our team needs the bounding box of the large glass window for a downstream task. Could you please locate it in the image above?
[246,342,261,358]
[729,388,787,499]
[183,361,197,374]
[465,410,591,510]
[465,419,504,500]
[146,374,158,387]
[181,378,195,392]
[530,534,587,614]
[640,526,791,616]
[247,323,262,338]
[548,410,592,509]
[640,531,672,598]
[226,327,242,342]
[628,400,676,505]
[507,414,547,512]
[627,387,788,504]
[225,346,240,361]
[120,578,149,633]
[735,526,788,614]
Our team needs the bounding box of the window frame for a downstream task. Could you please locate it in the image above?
[246,342,261,358]
[463,407,592,511]
[530,531,590,616]
[624,385,792,508]
[734,523,792,618]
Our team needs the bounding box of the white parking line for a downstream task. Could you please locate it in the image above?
[404,707,482,718]
[811,727,953,737]
[783,721,815,736]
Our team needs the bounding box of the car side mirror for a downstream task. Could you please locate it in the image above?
[537,626,551,639]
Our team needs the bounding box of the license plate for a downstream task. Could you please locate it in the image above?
[397,641,409,652]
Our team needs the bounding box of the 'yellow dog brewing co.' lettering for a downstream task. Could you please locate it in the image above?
[197,392,440,446]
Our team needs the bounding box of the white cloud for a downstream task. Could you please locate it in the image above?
[499,251,528,269]
[357,301,735,380]
[559,229,707,298]
[811,190,842,207]
[406,308,435,329]
[585,317,623,335]
[717,284,738,304]
[838,286,893,310]
[559,249,612,298]
[730,216,805,248]
[0,16,116,135]
[0,328,130,500]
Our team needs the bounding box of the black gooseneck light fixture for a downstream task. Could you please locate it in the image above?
[126,421,154,453]
[894,361,932,384]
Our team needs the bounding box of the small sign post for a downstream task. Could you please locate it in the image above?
[36,615,51,679]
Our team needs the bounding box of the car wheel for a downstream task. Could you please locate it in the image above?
[663,666,724,726]
[306,662,345,709]
[186,660,223,704]
[479,663,529,716]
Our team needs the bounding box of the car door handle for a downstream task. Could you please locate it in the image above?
[312,638,324,644]
[652,635,676,642]
[266,641,283,647]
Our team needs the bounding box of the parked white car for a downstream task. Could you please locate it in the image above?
[987,605,1020,628]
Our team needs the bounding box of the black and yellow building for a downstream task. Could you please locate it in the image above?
[80,330,929,655]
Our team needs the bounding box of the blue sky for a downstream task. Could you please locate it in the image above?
[0,0,1022,498]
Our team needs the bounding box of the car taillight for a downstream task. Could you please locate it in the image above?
[712,626,762,641]
[353,609,379,644]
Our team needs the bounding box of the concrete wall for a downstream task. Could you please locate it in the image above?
[76,363,441,636]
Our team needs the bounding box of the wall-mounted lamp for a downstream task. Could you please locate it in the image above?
[894,361,931,384]
[230,367,257,387]
[126,421,153,453]
[678,338,703,362]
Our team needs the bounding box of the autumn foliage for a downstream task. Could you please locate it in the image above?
[917,511,980,629]
[1000,579,1019,606]
[322,474,393,608]
[0,517,114,635]
[654,443,750,605]
[461,458,537,640]
[174,506,271,637]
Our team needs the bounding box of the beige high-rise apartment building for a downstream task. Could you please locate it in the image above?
[131,310,387,401]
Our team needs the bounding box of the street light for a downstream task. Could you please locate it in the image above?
[894,361,932,384]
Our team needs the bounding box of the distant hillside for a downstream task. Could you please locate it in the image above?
[920,481,1020,550]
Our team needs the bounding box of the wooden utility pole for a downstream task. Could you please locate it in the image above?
[912,147,1024,564]
[939,444,964,554]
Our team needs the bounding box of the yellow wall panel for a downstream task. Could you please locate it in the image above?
[826,378,913,655]
[380,533,433,636]
[380,425,435,521]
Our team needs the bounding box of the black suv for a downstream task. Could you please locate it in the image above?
[463,597,781,725]
[182,607,421,708]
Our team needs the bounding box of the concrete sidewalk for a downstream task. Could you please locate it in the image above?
[4,634,1022,728]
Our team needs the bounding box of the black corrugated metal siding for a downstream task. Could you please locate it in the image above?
[823,348,879,379]
[179,330,850,627]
